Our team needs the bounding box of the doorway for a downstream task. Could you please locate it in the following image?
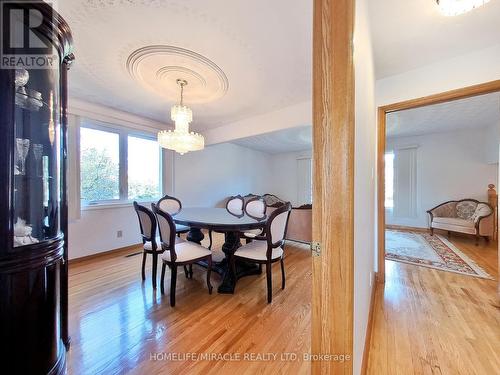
[377,80,500,285]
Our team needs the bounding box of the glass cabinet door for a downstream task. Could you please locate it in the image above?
[13,65,61,248]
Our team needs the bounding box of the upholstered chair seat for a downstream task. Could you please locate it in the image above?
[232,202,292,303]
[152,203,213,307]
[144,236,184,251]
[161,241,211,263]
[234,240,284,261]
[242,228,264,238]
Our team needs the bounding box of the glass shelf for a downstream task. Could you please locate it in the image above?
[13,66,61,248]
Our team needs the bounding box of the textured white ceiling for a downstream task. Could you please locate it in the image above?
[58,0,312,131]
[368,0,500,78]
[231,126,312,154]
[387,92,500,138]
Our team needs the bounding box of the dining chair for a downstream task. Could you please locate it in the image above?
[157,194,190,236]
[231,202,292,303]
[152,203,213,307]
[241,196,267,240]
[208,195,245,250]
[133,201,162,289]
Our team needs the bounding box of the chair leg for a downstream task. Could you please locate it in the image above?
[160,262,166,295]
[141,252,146,281]
[475,234,480,246]
[189,264,193,279]
[245,238,252,244]
[430,228,434,236]
[206,258,213,294]
[170,265,177,307]
[177,232,180,237]
[152,253,158,289]
[266,262,272,303]
[208,230,213,250]
[183,265,189,279]
[280,257,286,290]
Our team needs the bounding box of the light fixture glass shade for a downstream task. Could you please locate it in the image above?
[158,129,204,155]
[170,104,193,133]
[437,0,491,16]
[158,79,205,155]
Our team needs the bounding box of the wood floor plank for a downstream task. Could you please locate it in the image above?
[367,231,500,375]
[67,232,311,374]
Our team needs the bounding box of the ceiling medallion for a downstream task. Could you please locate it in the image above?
[436,0,491,16]
[158,79,205,155]
[126,45,229,103]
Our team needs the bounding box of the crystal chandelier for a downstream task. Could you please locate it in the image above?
[158,79,205,155]
[436,0,491,16]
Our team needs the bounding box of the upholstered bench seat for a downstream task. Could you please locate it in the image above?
[427,199,494,244]
[431,217,476,235]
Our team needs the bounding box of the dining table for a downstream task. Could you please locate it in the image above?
[173,207,267,294]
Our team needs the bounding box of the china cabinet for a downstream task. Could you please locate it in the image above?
[0,2,74,374]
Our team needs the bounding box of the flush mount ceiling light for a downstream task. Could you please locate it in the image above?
[158,79,205,155]
[436,0,491,16]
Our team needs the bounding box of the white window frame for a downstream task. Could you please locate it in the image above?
[384,151,395,210]
[79,119,163,208]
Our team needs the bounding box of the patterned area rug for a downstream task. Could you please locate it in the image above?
[385,230,493,279]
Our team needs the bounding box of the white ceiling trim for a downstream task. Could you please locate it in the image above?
[68,98,169,133]
[204,100,312,145]
[68,98,313,146]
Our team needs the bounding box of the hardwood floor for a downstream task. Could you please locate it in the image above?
[67,232,311,375]
[367,231,500,375]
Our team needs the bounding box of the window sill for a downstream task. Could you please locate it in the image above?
[81,200,157,211]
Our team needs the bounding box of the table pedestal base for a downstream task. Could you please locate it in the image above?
[188,229,261,294]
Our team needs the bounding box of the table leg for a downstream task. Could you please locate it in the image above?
[186,228,204,244]
[217,231,261,294]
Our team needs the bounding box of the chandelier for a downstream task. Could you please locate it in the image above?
[158,79,205,155]
[436,0,491,16]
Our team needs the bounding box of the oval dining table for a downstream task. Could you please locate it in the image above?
[173,207,267,294]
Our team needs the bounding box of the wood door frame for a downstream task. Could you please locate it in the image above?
[377,80,500,283]
[312,0,355,373]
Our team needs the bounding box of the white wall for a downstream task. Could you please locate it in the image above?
[386,128,498,228]
[376,44,500,106]
[483,123,500,164]
[69,205,142,259]
[173,143,273,207]
[353,0,377,373]
[267,150,311,206]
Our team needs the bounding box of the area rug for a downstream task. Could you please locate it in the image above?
[385,230,493,279]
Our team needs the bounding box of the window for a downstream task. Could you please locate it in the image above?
[80,127,120,203]
[385,152,394,209]
[80,123,162,206]
[128,135,161,200]
[297,157,313,205]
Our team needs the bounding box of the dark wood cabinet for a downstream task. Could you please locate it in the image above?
[0,2,74,374]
